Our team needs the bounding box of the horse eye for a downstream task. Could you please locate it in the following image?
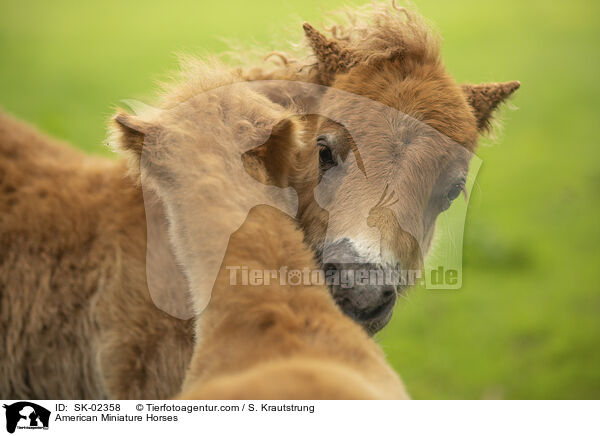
[446,183,464,202]
[317,135,336,171]
[319,146,334,165]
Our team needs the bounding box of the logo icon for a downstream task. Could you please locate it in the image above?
[3,402,50,434]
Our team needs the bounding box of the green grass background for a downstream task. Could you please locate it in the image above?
[1,0,598,399]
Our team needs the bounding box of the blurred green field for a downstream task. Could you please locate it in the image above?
[1,0,599,399]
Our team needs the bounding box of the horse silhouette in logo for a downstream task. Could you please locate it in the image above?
[3,402,50,434]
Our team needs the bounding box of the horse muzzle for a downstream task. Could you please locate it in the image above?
[321,238,399,335]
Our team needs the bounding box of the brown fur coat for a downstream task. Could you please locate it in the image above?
[0,111,194,398]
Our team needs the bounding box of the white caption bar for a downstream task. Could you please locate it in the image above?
[0,400,598,436]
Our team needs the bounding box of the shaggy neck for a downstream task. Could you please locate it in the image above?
[188,204,332,322]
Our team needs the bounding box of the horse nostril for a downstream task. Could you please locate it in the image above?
[324,263,338,272]
[323,262,339,277]
[381,286,396,302]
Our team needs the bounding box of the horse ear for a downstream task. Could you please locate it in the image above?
[242,117,299,188]
[303,23,355,84]
[462,81,520,132]
[112,111,156,157]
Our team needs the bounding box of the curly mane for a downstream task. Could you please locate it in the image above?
[242,2,440,83]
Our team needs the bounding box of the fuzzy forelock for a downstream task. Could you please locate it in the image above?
[322,2,440,67]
